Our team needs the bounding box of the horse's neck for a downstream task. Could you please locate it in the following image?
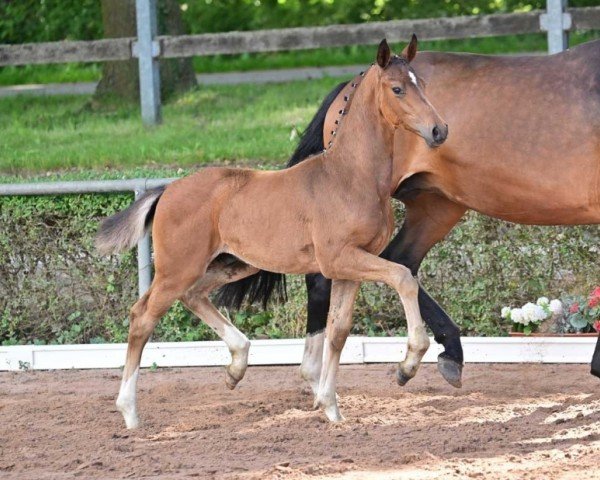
[325,71,395,196]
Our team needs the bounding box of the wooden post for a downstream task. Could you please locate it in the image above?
[541,0,572,54]
[134,0,161,125]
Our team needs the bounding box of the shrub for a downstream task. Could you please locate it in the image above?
[4,1,599,45]
[1,186,597,345]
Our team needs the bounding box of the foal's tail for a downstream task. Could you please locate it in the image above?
[214,81,349,309]
[96,186,165,255]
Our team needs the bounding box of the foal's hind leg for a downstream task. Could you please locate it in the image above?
[116,277,183,429]
[181,258,259,389]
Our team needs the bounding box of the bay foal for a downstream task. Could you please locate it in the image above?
[97,38,448,427]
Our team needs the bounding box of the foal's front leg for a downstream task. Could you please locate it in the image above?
[324,249,429,392]
[314,280,360,422]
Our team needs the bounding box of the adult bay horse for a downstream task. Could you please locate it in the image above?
[218,39,600,391]
[97,38,448,427]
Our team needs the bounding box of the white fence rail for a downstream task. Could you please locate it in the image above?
[1,337,596,371]
[0,178,176,297]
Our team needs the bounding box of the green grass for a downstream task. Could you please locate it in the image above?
[2,32,599,86]
[2,30,600,174]
[0,76,342,173]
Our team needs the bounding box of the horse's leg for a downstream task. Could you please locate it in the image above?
[591,334,600,378]
[382,193,466,387]
[314,280,360,422]
[315,249,427,421]
[300,273,331,394]
[116,274,187,429]
[300,193,466,390]
[181,257,259,389]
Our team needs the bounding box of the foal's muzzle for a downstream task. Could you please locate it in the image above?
[429,123,448,147]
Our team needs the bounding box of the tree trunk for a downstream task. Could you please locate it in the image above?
[94,0,196,103]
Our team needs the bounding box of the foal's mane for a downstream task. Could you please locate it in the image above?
[321,67,369,153]
[287,67,371,168]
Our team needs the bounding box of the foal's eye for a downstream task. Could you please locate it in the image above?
[392,86,404,95]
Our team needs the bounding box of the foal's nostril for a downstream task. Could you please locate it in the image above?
[431,124,447,144]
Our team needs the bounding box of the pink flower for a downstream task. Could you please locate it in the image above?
[589,296,600,308]
[569,303,580,314]
[594,320,600,333]
[592,286,600,299]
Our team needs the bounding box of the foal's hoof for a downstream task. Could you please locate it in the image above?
[225,369,243,390]
[324,406,345,423]
[437,354,463,388]
[396,369,412,386]
[314,397,344,422]
[116,400,140,429]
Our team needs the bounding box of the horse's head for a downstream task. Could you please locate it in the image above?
[375,36,448,148]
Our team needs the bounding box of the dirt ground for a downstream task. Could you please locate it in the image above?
[1,363,600,480]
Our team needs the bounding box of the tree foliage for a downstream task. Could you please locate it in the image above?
[2,0,599,44]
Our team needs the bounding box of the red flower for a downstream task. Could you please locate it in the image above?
[594,320,600,333]
[590,296,600,308]
[592,286,600,299]
[569,303,580,314]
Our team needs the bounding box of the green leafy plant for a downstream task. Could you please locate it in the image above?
[561,287,600,333]
[1,171,598,344]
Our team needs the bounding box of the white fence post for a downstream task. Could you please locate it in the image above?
[541,0,572,54]
[134,0,161,125]
[134,187,153,297]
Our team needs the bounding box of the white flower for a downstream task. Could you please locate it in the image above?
[511,308,524,324]
[501,307,511,319]
[534,305,547,321]
[536,297,550,307]
[521,302,536,323]
[522,302,547,324]
[549,299,563,316]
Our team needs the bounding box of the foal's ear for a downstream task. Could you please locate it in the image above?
[377,39,391,69]
[402,34,418,63]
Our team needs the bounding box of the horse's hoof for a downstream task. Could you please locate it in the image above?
[116,402,140,429]
[396,369,412,386]
[437,354,463,388]
[324,405,345,423]
[590,367,600,379]
[315,396,344,422]
[225,370,242,390]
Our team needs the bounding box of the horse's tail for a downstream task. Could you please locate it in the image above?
[214,80,349,309]
[96,186,165,255]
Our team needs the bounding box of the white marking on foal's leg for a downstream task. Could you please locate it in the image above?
[314,340,344,422]
[397,274,430,383]
[223,323,250,390]
[116,367,140,429]
[300,331,325,396]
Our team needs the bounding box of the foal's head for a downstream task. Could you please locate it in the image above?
[375,36,448,147]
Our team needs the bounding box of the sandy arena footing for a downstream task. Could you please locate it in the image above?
[1,363,599,479]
